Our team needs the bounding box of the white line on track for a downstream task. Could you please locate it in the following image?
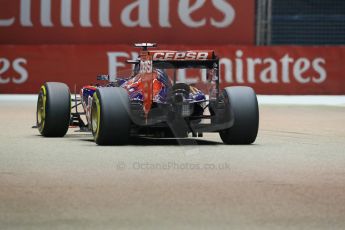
[257,95,345,106]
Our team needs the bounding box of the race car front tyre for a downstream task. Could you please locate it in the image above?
[91,87,131,145]
[36,82,71,137]
[219,86,259,144]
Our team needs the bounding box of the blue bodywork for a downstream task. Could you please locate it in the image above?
[81,70,206,108]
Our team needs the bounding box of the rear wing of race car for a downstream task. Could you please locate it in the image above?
[148,50,219,69]
[130,43,219,69]
[131,44,220,84]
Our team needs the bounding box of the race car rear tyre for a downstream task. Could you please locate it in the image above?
[36,82,71,137]
[219,86,259,144]
[91,87,131,145]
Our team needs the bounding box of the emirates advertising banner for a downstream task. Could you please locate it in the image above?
[0,0,254,44]
[0,45,344,94]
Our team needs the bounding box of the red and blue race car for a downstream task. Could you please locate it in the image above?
[36,43,259,145]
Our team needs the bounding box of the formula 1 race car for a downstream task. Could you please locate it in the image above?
[36,43,259,145]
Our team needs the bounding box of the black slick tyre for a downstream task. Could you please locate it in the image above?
[36,82,71,137]
[91,87,131,145]
[219,86,259,144]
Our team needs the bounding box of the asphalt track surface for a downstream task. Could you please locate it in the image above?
[1,100,345,229]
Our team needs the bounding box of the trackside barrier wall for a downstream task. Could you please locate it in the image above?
[0,0,255,45]
[0,45,344,94]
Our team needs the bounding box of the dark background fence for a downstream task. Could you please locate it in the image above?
[257,0,345,45]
